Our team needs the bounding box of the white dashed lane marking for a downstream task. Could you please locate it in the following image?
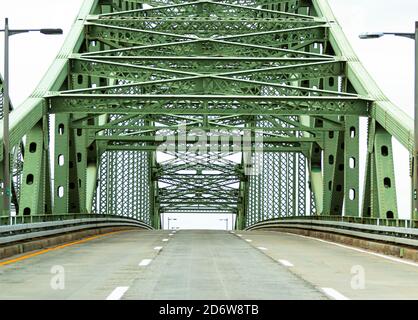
[278,259,294,267]
[285,232,418,268]
[106,287,129,300]
[139,259,152,267]
[321,288,349,300]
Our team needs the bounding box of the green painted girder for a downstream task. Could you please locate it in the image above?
[86,23,195,46]
[219,61,345,82]
[135,0,304,10]
[104,145,307,152]
[50,94,369,116]
[99,123,309,136]
[3,0,412,227]
[157,167,237,178]
[87,23,327,49]
[95,135,318,143]
[94,18,323,36]
[57,74,354,97]
[218,26,326,50]
[99,1,315,19]
[19,121,49,216]
[0,1,328,160]
[159,207,237,213]
[160,195,238,202]
[160,198,238,204]
[80,39,333,58]
[160,179,239,189]
[77,55,337,65]
[159,175,239,182]
[157,158,237,169]
[156,149,242,212]
[71,57,196,81]
[160,186,238,196]
[159,178,240,187]
[70,123,343,132]
[159,199,238,205]
[313,0,413,152]
[159,208,236,213]
[72,56,345,83]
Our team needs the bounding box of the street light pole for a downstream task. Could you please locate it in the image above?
[3,18,10,218]
[219,218,228,230]
[359,24,418,220]
[167,218,177,230]
[414,21,418,220]
[1,19,62,218]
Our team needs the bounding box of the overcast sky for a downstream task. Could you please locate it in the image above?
[0,0,416,228]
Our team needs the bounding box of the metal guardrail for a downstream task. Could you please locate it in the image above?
[0,214,153,246]
[0,213,147,225]
[249,215,418,227]
[246,216,418,247]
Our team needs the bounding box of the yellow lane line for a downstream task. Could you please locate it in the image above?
[0,230,130,267]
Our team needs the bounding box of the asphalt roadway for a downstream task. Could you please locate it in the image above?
[0,229,417,300]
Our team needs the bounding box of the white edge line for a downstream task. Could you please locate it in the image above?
[278,259,294,267]
[321,287,349,300]
[284,232,418,268]
[106,286,129,300]
[139,259,152,267]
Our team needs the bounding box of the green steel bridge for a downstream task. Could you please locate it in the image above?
[1,0,414,228]
[0,0,418,300]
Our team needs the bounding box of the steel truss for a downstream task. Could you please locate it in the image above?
[0,0,410,229]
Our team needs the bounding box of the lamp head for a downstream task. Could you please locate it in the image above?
[40,28,63,35]
[359,32,384,39]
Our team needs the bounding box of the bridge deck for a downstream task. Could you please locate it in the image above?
[0,230,417,299]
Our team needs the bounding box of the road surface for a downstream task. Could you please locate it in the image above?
[0,229,417,299]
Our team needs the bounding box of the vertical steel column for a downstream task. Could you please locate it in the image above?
[53,114,70,214]
[362,120,398,218]
[374,123,398,218]
[362,118,374,217]
[19,121,46,216]
[69,64,90,213]
[414,21,418,220]
[343,116,360,216]
[322,75,344,216]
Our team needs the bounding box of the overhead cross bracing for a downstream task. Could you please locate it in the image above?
[0,0,411,229]
[48,0,372,229]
